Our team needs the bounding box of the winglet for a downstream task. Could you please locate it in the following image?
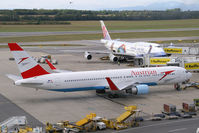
[6,74,22,82]
[45,59,56,70]
[105,77,119,91]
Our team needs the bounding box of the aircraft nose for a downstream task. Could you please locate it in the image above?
[184,72,192,83]
[185,71,192,82]
[188,72,192,79]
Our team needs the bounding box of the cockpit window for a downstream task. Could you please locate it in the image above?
[185,71,189,73]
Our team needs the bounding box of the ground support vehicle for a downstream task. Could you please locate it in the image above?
[102,105,139,130]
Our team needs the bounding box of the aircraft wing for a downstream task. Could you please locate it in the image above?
[86,51,137,58]
[61,49,138,59]
[105,77,137,91]
[112,52,137,58]
[61,50,110,54]
[45,59,72,73]
[88,51,110,54]
[105,77,149,95]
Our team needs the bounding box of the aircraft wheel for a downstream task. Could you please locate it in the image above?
[96,89,106,94]
[113,94,119,98]
[108,94,114,98]
[174,84,181,91]
[108,94,119,98]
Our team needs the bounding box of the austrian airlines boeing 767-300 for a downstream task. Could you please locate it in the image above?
[7,43,191,98]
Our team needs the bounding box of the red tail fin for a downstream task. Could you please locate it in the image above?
[8,43,50,79]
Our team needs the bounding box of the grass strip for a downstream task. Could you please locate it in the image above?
[0,19,199,32]
[0,30,199,43]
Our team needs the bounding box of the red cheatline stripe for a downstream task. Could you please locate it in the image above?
[21,64,50,79]
[159,70,175,81]
[105,77,119,91]
[8,43,24,51]
[18,57,29,64]
[45,59,56,70]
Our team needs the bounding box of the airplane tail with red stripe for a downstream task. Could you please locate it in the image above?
[100,20,112,40]
[8,43,50,79]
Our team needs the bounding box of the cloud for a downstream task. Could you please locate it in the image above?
[177,0,199,4]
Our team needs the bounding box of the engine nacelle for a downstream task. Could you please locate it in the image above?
[109,54,118,62]
[84,51,92,60]
[126,85,149,95]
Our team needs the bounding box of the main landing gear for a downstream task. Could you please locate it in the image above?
[108,93,119,98]
[174,83,182,91]
[96,89,106,94]
[96,89,120,98]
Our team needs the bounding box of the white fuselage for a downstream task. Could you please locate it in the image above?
[101,39,166,57]
[15,66,191,92]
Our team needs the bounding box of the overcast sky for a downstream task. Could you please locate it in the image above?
[0,0,199,10]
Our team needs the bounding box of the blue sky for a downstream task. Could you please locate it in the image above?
[0,0,199,10]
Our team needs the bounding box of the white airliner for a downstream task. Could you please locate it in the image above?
[7,43,191,98]
[84,21,167,62]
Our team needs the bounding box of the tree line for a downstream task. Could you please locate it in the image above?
[0,8,199,22]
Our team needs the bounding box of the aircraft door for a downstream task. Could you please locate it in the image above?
[47,78,61,89]
[54,78,61,87]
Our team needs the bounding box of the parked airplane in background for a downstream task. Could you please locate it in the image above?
[84,20,166,62]
[7,43,191,98]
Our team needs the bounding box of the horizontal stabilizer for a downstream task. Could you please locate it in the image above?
[6,74,22,81]
[21,82,43,85]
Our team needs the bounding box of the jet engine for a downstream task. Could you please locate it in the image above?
[126,85,149,95]
[109,54,118,62]
[84,51,92,60]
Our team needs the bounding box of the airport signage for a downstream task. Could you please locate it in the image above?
[150,58,171,65]
[184,62,199,70]
[164,48,182,54]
